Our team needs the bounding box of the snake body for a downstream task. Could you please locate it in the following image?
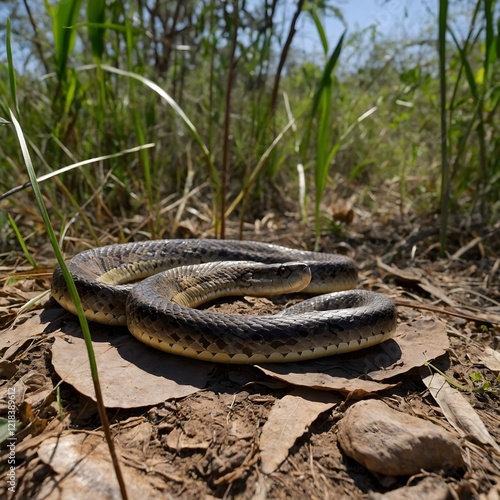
[51,239,397,364]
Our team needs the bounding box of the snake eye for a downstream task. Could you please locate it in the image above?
[279,266,292,278]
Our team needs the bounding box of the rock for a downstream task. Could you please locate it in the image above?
[337,399,465,476]
[369,477,455,500]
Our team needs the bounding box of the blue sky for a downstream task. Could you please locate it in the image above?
[334,0,434,36]
[294,0,436,55]
[0,1,460,74]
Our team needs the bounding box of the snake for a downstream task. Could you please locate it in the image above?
[51,239,397,364]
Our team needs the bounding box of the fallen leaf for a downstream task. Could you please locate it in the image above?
[377,259,456,307]
[257,364,397,395]
[19,401,48,435]
[51,319,213,408]
[259,388,339,474]
[0,283,46,328]
[0,308,65,359]
[0,371,54,411]
[367,317,449,381]
[37,432,165,499]
[116,421,153,452]
[422,372,500,453]
[479,347,500,373]
[257,317,448,393]
[164,427,212,452]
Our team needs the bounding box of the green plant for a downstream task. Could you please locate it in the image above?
[300,6,345,250]
[4,19,129,497]
[426,362,498,394]
[0,0,497,255]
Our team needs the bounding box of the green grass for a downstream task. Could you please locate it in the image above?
[5,20,129,497]
[0,1,498,255]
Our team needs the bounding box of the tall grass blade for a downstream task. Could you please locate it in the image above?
[4,23,126,493]
[483,0,494,77]
[77,64,219,231]
[438,0,449,255]
[448,27,478,102]
[88,64,214,177]
[300,28,345,250]
[45,0,82,80]
[7,214,37,268]
[87,0,106,60]
[309,6,329,54]
[0,143,155,201]
[5,19,18,114]
[9,108,129,500]
[300,30,346,157]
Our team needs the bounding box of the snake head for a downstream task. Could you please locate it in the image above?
[131,260,313,308]
[235,261,312,295]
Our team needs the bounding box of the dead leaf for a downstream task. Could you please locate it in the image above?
[37,432,165,499]
[367,317,449,381]
[422,372,500,453]
[116,421,153,452]
[257,364,397,396]
[0,308,65,360]
[259,388,339,474]
[51,319,213,408]
[164,427,212,452]
[0,280,50,328]
[479,347,500,373]
[0,371,54,411]
[257,317,448,393]
[377,258,457,307]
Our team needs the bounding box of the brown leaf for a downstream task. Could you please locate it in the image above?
[367,317,449,381]
[479,347,500,373]
[51,319,213,408]
[0,371,54,413]
[0,308,65,360]
[422,372,500,453]
[0,282,48,328]
[377,258,456,307]
[259,388,339,474]
[164,428,212,452]
[116,421,153,452]
[37,432,165,499]
[257,364,397,395]
[19,401,48,435]
[257,316,448,393]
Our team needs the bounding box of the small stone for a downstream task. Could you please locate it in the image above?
[369,477,455,500]
[337,399,465,476]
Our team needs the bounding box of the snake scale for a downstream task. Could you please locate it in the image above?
[51,239,397,364]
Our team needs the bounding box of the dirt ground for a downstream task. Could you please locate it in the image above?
[0,212,499,499]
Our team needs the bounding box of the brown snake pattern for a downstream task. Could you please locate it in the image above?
[51,239,397,364]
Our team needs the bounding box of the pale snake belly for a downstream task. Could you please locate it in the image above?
[51,239,397,364]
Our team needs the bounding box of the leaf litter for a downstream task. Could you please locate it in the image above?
[1,222,499,498]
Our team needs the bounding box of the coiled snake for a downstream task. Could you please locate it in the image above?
[51,239,397,364]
